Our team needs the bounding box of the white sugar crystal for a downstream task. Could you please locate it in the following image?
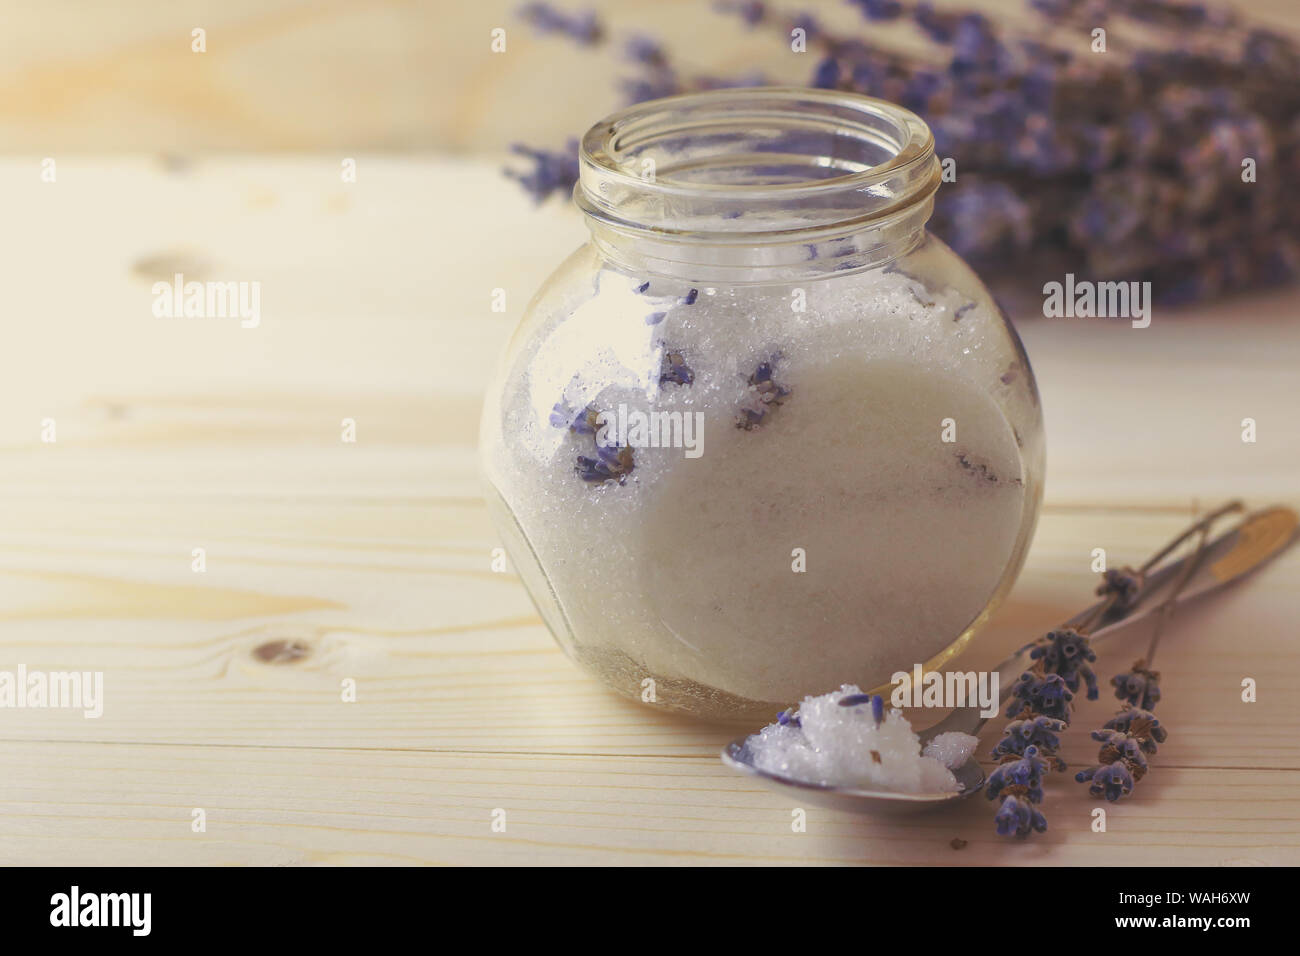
[923,731,980,770]
[745,685,971,793]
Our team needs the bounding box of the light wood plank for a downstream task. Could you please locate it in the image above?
[1,743,1295,866]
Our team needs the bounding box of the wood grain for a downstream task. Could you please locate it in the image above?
[0,158,1297,865]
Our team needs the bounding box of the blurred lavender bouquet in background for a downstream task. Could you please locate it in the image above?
[506,0,1300,307]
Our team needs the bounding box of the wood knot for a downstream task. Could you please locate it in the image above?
[252,639,311,664]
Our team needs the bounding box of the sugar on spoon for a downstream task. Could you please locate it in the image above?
[721,503,1298,814]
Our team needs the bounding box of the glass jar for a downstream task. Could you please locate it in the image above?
[480,88,1044,719]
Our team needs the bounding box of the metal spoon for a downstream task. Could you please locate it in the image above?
[721,505,1298,814]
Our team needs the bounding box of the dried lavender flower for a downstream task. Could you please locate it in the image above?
[837,692,885,725]
[550,401,601,435]
[736,356,792,429]
[575,443,634,483]
[1104,707,1167,753]
[1023,627,1098,700]
[993,794,1048,837]
[1076,760,1135,802]
[1005,670,1073,721]
[516,2,603,43]
[1111,660,1162,710]
[504,140,580,204]
[552,400,634,483]
[990,713,1066,760]
[1096,566,1144,608]
[987,745,1049,804]
[659,350,696,386]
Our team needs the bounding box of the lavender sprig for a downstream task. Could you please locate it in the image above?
[986,631,1094,836]
[1076,678,1168,802]
[986,582,1126,835]
[1075,502,1242,811]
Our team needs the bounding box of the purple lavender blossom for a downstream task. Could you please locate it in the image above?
[987,745,1049,804]
[516,3,602,43]
[548,400,598,434]
[849,0,903,21]
[504,140,580,204]
[575,443,634,483]
[990,714,1066,760]
[1112,663,1162,710]
[1076,760,1135,802]
[811,57,840,89]
[659,350,695,386]
[736,356,791,429]
[1024,627,1099,700]
[1005,671,1073,721]
[1090,729,1150,774]
[625,34,667,66]
[1096,566,1145,608]
[993,794,1048,837]
[550,401,599,434]
[1104,707,1167,753]
[836,692,885,725]
[553,399,633,483]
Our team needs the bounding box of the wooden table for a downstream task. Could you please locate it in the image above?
[1,157,1297,865]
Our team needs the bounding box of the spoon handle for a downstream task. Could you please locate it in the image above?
[918,505,1298,744]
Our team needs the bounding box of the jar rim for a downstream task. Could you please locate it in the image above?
[576,87,940,241]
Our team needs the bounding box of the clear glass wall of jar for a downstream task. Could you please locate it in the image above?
[480,88,1045,719]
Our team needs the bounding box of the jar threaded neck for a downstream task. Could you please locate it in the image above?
[575,87,941,281]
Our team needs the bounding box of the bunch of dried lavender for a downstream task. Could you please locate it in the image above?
[507,1,1300,304]
[1076,501,1242,806]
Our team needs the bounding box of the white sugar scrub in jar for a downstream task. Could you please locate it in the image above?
[480,89,1044,718]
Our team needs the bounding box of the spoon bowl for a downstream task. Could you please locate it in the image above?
[721,736,985,814]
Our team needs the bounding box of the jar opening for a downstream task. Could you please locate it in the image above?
[577,87,940,242]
